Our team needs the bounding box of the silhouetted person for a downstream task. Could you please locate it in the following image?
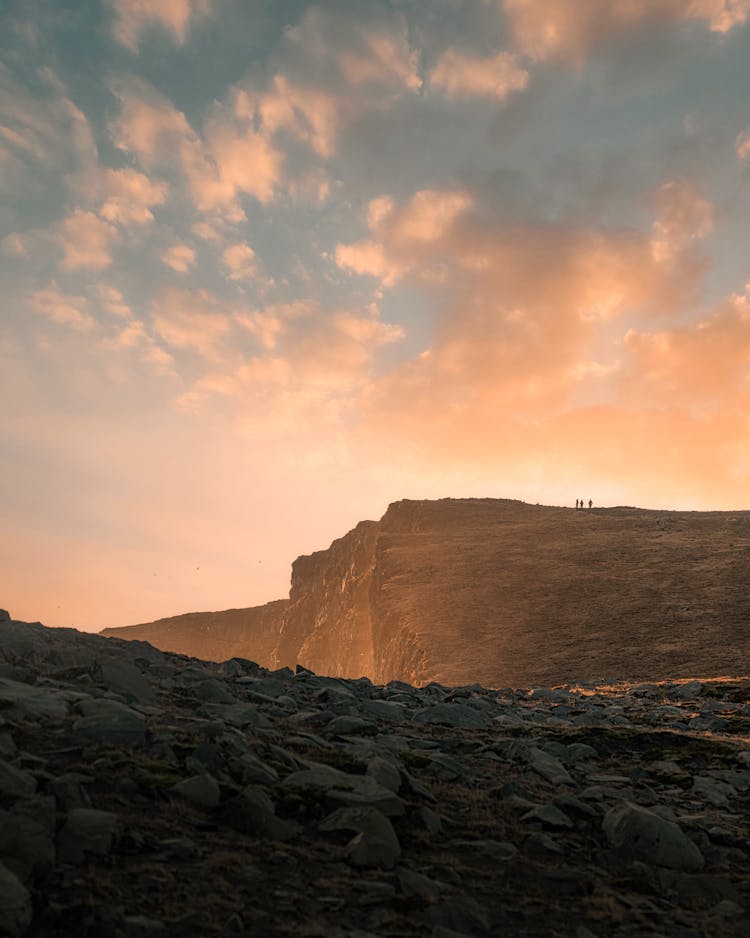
[575,499,579,509]
[588,499,593,509]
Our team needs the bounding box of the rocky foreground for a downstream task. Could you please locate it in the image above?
[2,611,750,937]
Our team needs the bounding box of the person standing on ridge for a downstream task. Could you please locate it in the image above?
[588,499,593,509]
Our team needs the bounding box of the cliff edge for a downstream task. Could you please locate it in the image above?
[102,498,750,686]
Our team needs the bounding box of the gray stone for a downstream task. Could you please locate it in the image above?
[97,658,155,703]
[319,806,400,868]
[56,808,118,865]
[281,763,404,816]
[229,752,279,787]
[0,679,68,723]
[0,760,36,801]
[0,862,32,937]
[410,805,442,833]
[73,698,146,746]
[396,866,445,899]
[170,774,221,809]
[366,756,401,793]
[521,804,574,829]
[222,788,298,841]
[450,839,518,861]
[359,700,407,722]
[413,704,490,729]
[0,811,55,882]
[50,773,92,811]
[603,802,704,871]
[675,681,703,700]
[425,896,490,936]
[525,746,574,785]
[326,715,377,737]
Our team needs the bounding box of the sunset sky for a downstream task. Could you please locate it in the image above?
[3,0,750,631]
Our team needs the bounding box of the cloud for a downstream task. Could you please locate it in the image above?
[621,291,750,407]
[430,49,529,100]
[59,210,117,270]
[0,66,97,191]
[95,285,132,318]
[233,5,421,159]
[335,189,474,286]
[222,242,259,281]
[650,180,713,264]
[99,168,167,224]
[162,244,197,273]
[151,288,232,356]
[110,78,283,212]
[736,127,750,159]
[109,0,211,52]
[500,0,750,63]
[29,286,96,332]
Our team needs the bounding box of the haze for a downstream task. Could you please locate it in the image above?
[3,0,750,631]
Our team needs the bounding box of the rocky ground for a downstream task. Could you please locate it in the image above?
[1,610,749,938]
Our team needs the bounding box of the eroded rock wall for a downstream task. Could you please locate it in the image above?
[274,520,379,678]
[100,600,287,666]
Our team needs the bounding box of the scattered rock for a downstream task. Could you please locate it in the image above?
[603,802,705,871]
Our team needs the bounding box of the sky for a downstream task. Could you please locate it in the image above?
[3,0,750,631]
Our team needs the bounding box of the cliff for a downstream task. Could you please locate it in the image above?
[100,600,287,665]
[103,498,750,686]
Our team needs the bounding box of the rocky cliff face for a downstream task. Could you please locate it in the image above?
[100,600,287,666]
[103,498,750,687]
[273,520,379,677]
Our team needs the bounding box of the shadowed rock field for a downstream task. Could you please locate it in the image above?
[2,611,750,937]
[103,499,750,687]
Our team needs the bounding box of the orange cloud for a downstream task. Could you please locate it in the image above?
[650,180,713,264]
[99,167,167,224]
[111,79,283,212]
[59,210,117,269]
[151,288,232,356]
[501,0,750,63]
[162,244,196,273]
[430,49,529,100]
[222,242,260,281]
[109,0,211,52]
[29,285,96,332]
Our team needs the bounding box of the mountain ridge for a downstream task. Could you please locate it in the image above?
[101,498,750,687]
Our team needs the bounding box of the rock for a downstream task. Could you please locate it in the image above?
[520,804,574,829]
[50,773,92,811]
[0,760,36,801]
[396,866,445,899]
[170,774,221,809]
[56,808,118,865]
[222,788,298,841]
[525,746,574,785]
[425,896,491,936]
[413,704,490,729]
[73,699,146,747]
[0,812,55,881]
[366,756,401,793]
[97,658,155,704]
[281,764,405,816]
[326,715,377,737]
[229,752,279,786]
[410,805,442,833]
[0,612,10,623]
[0,862,32,937]
[0,680,69,723]
[676,681,703,700]
[603,802,705,871]
[319,806,401,868]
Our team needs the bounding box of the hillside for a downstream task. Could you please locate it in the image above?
[101,600,287,664]
[102,499,750,687]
